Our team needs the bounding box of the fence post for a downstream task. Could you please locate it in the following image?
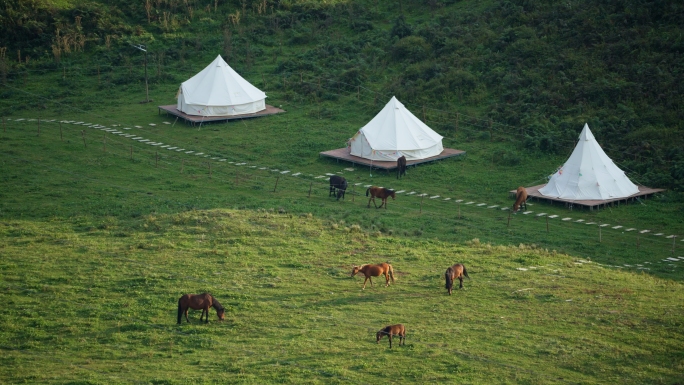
[637,229,640,249]
[352,185,355,202]
[308,182,312,198]
[599,224,602,243]
[673,235,677,254]
[273,176,280,192]
[546,215,549,233]
[59,121,63,141]
[81,130,86,148]
[455,113,459,134]
[420,195,424,214]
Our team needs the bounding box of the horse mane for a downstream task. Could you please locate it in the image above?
[210,295,224,311]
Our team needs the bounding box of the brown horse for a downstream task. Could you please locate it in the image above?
[177,293,225,324]
[376,324,406,348]
[445,263,470,295]
[351,263,395,289]
[396,156,407,179]
[513,186,528,212]
[366,186,396,209]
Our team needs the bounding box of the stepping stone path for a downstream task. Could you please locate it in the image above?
[562,217,572,221]
[612,226,623,229]
[548,215,558,219]
[523,211,533,214]
[487,205,497,208]
[626,228,636,231]
[476,203,486,206]
[455,200,463,203]
[408,192,416,195]
[430,195,440,199]
[586,222,596,225]
[537,213,547,217]
[600,224,610,227]
[640,230,650,234]
[280,171,290,174]
[465,202,474,205]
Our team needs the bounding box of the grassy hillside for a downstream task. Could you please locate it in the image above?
[0,0,683,189]
[1,209,683,384]
[1,1,684,383]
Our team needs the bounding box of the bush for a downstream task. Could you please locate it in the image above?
[392,36,431,63]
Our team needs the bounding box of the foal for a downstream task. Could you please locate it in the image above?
[366,186,396,209]
[376,324,406,348]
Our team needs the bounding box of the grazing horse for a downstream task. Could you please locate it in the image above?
[376,324,406,348]
[445,263,470,295]
[177,293,225,324]
[366,186,396,209]
[396,156,407,179]
[351,263,395,289]
[513,186,528,212]
[329,175,348,201]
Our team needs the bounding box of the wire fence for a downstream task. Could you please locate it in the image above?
[2,117,682,271]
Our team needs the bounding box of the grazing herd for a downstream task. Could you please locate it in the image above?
[177,160,528,348]
[177,260,469,348]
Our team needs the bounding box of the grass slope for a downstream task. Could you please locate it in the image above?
[1,209,683,384]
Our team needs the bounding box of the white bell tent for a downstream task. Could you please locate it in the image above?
[349,96,444,161]
[539,123,639,200]
[177,55,266,117]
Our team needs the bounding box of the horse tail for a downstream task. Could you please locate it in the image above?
[463,265,470,279]
[366,188,371,197]
[388,264,395,282]
[445,269,453,290]
[177,298,183,324]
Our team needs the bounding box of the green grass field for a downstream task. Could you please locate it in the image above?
[1,0,684,382]
[1,209,683,384]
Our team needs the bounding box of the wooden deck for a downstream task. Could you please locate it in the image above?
[319,147,466,170]
[509,184,666,210]
[158,105,285,125]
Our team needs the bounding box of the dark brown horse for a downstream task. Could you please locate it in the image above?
[513,186,528,212]
[177,293,225,324]
[329,175,348,201]
[366,186,396,209]
[396,156,407,179]
[376,324,406,348]
[445,264,470,295]
[351,263,395,289]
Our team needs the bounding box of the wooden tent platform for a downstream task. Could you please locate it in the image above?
[157,105,285,125]
[509,184,666,210]
[319,147,466,170]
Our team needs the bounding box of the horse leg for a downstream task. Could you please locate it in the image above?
[185,309,190,323]
[367,197,372,208]
[205,307,210,323]
[369,276,373,287]
[459,276,464,289]
[384,273,389,287]
[362,276,368,290]
[388,334,393,349]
